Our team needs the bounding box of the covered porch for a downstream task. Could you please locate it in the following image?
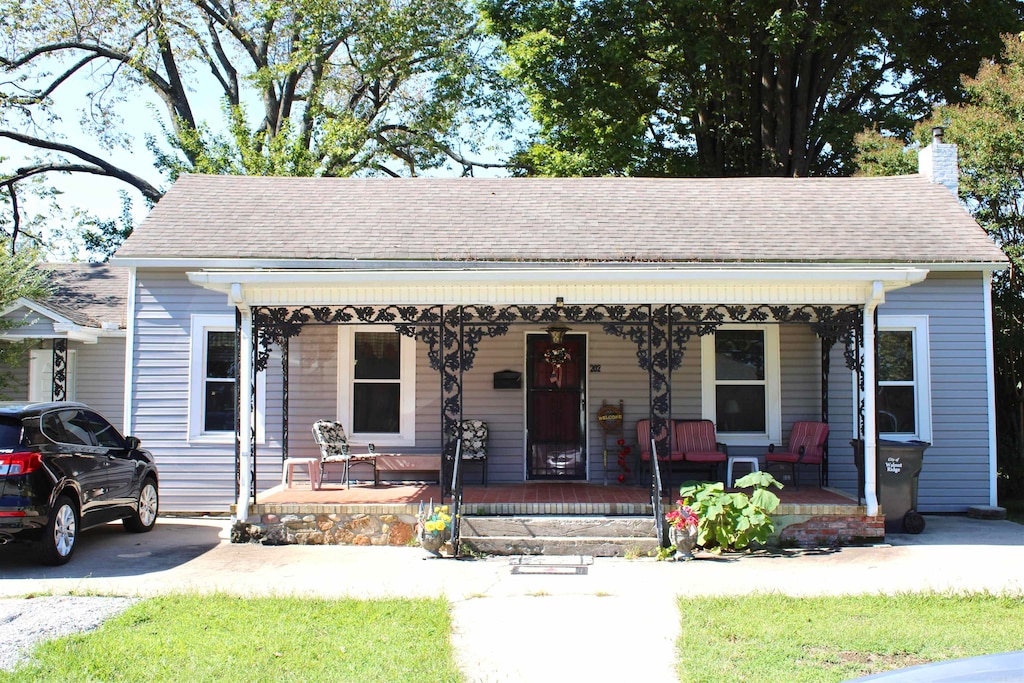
[195,265,927,551]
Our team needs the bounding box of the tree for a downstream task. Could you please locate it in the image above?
[854,33,1024,498]
[483,0,1022,178]
[1,0,512,255]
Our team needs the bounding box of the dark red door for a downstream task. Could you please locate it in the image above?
[526,333,586,479]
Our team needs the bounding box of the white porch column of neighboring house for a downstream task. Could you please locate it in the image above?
[232,284,254,521]
[863,281,885,517]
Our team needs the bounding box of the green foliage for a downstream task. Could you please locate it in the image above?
[1,0,515,255]
[678,471,782,551]
[484,0,1022,177]
[677,593,1024,682]
[853,129,920,177]
[0,594,462,682]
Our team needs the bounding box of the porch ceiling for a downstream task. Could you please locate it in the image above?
[188,265,928,307]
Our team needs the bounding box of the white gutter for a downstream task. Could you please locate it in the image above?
[983,271,999,506]
[187,266,929,288]
[863,281,885,517]
[233,284,254,523]
[111,256,1006,272]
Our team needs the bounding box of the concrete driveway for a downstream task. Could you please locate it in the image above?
[0,514,1021,683]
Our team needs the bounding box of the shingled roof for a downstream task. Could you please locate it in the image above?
[38,263,129,328]
[115,174,1006,266]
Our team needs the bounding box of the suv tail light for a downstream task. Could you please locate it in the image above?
[0,451,42,476]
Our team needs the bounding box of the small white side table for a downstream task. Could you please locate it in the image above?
[726,456,760,487]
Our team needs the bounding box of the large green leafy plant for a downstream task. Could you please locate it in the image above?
[678,471,783,551]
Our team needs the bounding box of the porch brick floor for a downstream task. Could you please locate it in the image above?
[255,481,858,509]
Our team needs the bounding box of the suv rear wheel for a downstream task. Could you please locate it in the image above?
[38,494,78,566]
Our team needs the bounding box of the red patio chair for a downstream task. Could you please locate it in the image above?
[637,418,683,484]
[765,421,829,489]
[674,419,728,482]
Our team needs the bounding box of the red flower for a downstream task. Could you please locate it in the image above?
[616,438,625,446]
[617,473,625,483]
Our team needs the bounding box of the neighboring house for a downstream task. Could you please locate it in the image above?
[0,263,128,431]
[110,132,1006,517]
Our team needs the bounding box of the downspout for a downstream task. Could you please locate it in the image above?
[863,281,885,517]
[233,284,254,523]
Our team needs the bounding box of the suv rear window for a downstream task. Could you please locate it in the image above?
[0,418,23,450]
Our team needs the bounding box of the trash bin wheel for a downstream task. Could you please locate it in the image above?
[903,510,925,534]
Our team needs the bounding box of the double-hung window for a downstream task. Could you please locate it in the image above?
[338,327,416,447]
[701,325,781,444]
[876,316,931,442]
[189,314,264,442]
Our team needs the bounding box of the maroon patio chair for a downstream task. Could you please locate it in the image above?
[765,421,829,489]
[637,418,683,484]
[675,419,728,482]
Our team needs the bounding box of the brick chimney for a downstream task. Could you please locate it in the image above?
[918,126,959,197]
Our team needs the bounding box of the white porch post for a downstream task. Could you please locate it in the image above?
[234,285,254,521]
[863,281,884,517]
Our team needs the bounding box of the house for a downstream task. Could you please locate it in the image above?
[0,263,128,430]
[109,132,1006,528]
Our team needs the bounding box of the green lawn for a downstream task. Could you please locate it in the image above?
[0,595,461,683]
[677,593,1024,682]
[5,593,1023,683]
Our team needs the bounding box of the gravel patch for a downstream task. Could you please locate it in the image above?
[0,596,138,672]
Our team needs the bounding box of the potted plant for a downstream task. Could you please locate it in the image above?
[418,504,453,556]
[665,501,700,560]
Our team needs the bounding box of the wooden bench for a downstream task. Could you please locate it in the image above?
[373,455,442,486]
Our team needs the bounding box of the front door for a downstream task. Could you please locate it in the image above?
[526,333,586,480]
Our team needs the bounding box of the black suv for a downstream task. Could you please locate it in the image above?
[0,401,158,565]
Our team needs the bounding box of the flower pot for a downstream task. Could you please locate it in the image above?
[668,524,698,561]
[420,529,451,556]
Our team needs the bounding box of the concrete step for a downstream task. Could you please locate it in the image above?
[459,515,660,557]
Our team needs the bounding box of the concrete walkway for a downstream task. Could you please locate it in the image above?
[0,515,1022,682]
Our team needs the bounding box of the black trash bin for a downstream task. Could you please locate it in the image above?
[851,438,929,534]
[876,439,929,534]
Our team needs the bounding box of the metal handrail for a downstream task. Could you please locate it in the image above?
[450,436,464,556]
[650,435,667,546]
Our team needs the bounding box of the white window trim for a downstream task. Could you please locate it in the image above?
[876,315,932,443]
[188,314,265,444]
[700,324,781,446]
[29,347,77,402]
[337,326,416,448]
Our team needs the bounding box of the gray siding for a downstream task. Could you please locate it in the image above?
[132,270,284,512]
[72,338,126,431]
[826,272,993,511]
[1,306,58,337]
[878,272,991,511]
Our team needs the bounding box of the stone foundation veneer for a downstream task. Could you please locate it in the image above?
[233,505,422,546]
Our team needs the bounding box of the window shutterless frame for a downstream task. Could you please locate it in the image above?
[700,324,781,445]
[188,314,265,443]
[337,325,416,447]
